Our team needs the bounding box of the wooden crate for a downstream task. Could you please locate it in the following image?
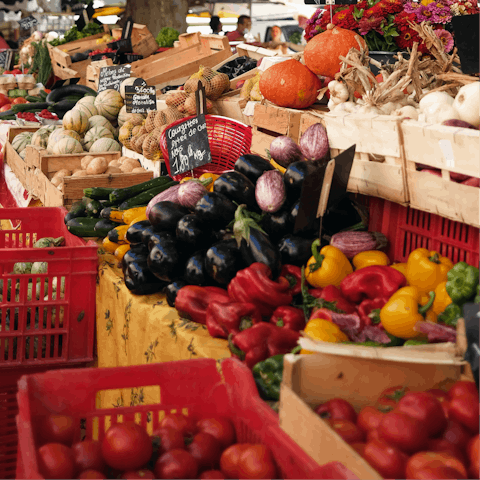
[112,24,158,59]
[402,120,480,227]
[213,90,249,124]
[3,126,39,189]
[301,112,409,205]
[86,59,114,91]
[131,32,232,90]
[24,146,153,208]
[47,26,110,85]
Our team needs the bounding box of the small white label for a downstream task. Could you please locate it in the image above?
[243,101,257,116]
[438,139,455,169]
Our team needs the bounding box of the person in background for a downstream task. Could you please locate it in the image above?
[270,25,283,43]
[226,15,252,42]
[210,16,223,35]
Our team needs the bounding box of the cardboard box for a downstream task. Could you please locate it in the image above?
[402,120,480,227]
[279,324,469,480]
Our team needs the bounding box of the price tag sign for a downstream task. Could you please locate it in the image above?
[19,16,38,30]
[97,65,131,93]
[125,78,155,114]
[0,50,15,70]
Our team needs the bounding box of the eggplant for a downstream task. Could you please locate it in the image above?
[122,250,148,274]
[213,171,257,209]
[130,243,149,255]
[164,280,187,308]
[321,197,365,236]
[148,201,190,231]
[140,225,160,246]
[278,235,318,267]
[289,200,320,238]
[284,161,318,200]
[194,192,236,229]
[148,231,176,251]
[205,239,243,286]
[176,214,212,249]
[183,250,210,286]
[148,236,182,283]
[260,205,294,242]
[234,154,274,184]
[125,220,151,245]
[240,228,282,279]
[124,260,167,295]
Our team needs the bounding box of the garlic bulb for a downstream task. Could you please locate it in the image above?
[419,91,454,112]
[393,106,419,120]
[452,82,480,127]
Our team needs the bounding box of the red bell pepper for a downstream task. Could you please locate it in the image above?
[228,263,293,317]
[175,286,231,325]
[206,301,262,339]
[229,323,300,369]
[281,265,302,296]
[310,285,357,314]
[270,306,305,332]
[357,297,386,326]
[340,266,407,304]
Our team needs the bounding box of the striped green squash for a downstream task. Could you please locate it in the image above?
[63,109,89,135]
[47,129,83,153]
[76,95,96,108]
[89,138,122,153]
[94,89,124,122]
[74,102,98,119]
[53,137,84,155]
[82,126,114,151]
[12,132,33,153]
[87,115,116,135]
[31,126,56,149]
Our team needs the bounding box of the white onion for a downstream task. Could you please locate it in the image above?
[419,91,454,112]
[453,82,480,128]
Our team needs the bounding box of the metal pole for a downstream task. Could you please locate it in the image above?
[249,0,253,18]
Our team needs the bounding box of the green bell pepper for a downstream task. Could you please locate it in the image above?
[438,303,462,327]
[252,354,284,401]
[446,262,479,305]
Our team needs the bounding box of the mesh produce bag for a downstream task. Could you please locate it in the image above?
[118,117,147,151]
[184,66,231,101]
[240,72,263,102]
[164,91,218,117]
[142,126,166,161]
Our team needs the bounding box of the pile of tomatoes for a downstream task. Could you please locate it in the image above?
[38,109,58,120]
[36,413,278,479]
[89,48,116,56]
[314,380,479,479]
[17,112,39,122]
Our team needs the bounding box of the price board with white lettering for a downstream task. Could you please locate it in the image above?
[125,82,156,114]
[98,65,131,93]
[19,16,38,30]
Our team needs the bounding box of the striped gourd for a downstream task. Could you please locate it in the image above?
[63,109,89,135]
[89,138,122,153]
[31,126,55,149]
[47,129,82,153]
[12,132,33,153]
[74,102,98,119]
[94,89,124,122]
[87,115,116,135]
[83,126,114,151]
[76,95,96,108]
[53,137,84,155]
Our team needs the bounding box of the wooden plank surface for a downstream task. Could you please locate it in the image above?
[253,103,303,141]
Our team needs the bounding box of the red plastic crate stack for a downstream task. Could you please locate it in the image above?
[369,198,479,267]
[16,358,356,480]
[0,207,98,478]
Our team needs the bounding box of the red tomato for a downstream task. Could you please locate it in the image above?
[442,420,472,449]
[77,470,105,479]
[357,406,385,433]
[120,470,156,479]
[467,436,479,480]
[315,398,357,423]
[378,411,429,453]
[0,93,9,108]
[72,440,105,474]
[350,442,366,457]
[196,417,236,450]
[101,422,152,471]
[406,451,468,479]
[236,444,277,479]
[220,443,251,478]
[37,443,75,479]
[427,388,450,418]
[151,427,185,456]
[366,429,381,443]
[199,470,225,479]
[159,414,197,436]
[40,415,76,446]
[448,381,479,400]
[427,438,467,464]
[397,391,447,437]
[363,439,409,478]
[186,432,222,471]
[0,104,11,112]
[327,419,365,444]
[376,385,410,411]
[449,396,480,434]
[11,97,28,105]
[410,465,467,479]
[154,449,198,479]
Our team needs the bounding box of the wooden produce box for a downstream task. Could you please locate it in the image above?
[25,146,152,208]
[236,43,290,61]
[112,24,159,59]
[402,120,480,228]
[213,90,249,125]
[3,126,39,189]
[47,25,110,85]
[121,146,163,178]
[279,322,470,480]
[132,32,232,90]
[301,112,409,205]
[85,59,114,91]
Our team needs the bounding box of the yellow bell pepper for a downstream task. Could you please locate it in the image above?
[406,248,453,295]
[306,240,353,288]
[180,176,195,183]
[430,281,452,315]
[199,173,219,192]
[380,286,436,339]
[390,262,408,281]
[301,318,349,354]
[352,251,390,270]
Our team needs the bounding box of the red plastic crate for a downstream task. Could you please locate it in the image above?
[16,358,355,480]
[369,197,479,267]
[159,115,253,181]
[0,207,98,367]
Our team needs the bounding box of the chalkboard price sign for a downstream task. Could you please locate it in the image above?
[0,50,15,70]
[165,114,212,177]
[98,65,132,93]
[125,81,156,114]
[19,16,38,30]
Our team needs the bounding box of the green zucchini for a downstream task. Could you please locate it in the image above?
[46,85,97,104]
[25,95,43,102]
[95,219,117,233]
[118,182,178,210]
[109,176,175,204]
[84,186,116,200]
[49,99,78,113]
[64,201,87,224]
[11,102,50,113]
[39,90,48,100]
[85,199,102,217]
[66,217,100,237]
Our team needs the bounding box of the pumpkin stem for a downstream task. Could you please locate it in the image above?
[327,23,335,30]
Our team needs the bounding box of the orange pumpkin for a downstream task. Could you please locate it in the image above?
[259,59,321,109]
[304,24,368,78]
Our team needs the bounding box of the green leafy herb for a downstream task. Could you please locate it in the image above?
[156,27,180,48]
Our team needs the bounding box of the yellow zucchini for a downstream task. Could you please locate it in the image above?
[101,208,126,224]
[114,244,130,261]
[129,213,148,225]
[269,158,286,174]
[122,206,147,225]
[108,225,130,243]
[102,237,121,254]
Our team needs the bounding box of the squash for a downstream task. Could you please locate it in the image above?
[87,115,116,135]
[74,102,99,119]
[47,129,82,153]
[94,89,124,122]
[304,24,367,78]
[89,138,122,153]
[76,95,96,108]
[31,126,54,149]
[63,109,89,135]
[12,132,33,153]
[259,59,321,109]
[83,126,114,151]
[53,137,84,155]
[119,77,138,99]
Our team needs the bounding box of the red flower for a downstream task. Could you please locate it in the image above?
[332,6,358,30]
[376,0,404,14]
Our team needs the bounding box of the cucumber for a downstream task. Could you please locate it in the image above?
[66,217,100,237]
[46,85,97,104]
[11,102,50,113]
[64,201,87,223]
[118,182,177,210]
[84,186,116,200]
[109,176,176,204]
[39,90,48,100]
[25,95,43,102]
[85,199,102,217]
